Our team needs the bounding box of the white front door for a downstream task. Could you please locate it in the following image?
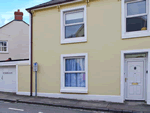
[125,59,145,100]
[0,66,16,92]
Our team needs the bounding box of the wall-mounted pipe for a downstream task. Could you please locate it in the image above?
[29,11,33,96]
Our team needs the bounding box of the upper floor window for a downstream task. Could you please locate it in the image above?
[122,0,150,39]
[0,41,8,52]
[61,6,87,44]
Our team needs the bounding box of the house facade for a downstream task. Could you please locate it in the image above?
[0,9,29,60]
[18,0,150,104]
[0,10,29,92]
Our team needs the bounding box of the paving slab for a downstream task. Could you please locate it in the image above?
[76,101,108,108]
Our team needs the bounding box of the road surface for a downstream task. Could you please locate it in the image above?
[0,101,112,113]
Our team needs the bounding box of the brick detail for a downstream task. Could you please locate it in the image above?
[14,9,23,21]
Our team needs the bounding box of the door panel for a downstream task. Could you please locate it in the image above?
[126,61,144,100]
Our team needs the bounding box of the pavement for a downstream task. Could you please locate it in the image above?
[0,92,150,113]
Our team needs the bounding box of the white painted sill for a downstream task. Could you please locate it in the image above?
[0,52,9,54]
[61,37,87,44]
[60,88,88,93]
[122,31,150,39]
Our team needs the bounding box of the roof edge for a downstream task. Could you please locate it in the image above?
[0,20,29,29]
[26,0,84,12]
[0,20,15,29]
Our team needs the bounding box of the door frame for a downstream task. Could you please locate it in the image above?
[124,58,146,100]
[121,49,150,104]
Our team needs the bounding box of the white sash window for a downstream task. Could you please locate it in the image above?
[122,0,150,38]
[0,41,8,52]
[61,53,88,93]
[61,6,87,44]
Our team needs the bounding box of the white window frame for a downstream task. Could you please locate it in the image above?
[122,0,150,39]
[61,5,87,44]
[60,53,88,93]
[0,41,8,53]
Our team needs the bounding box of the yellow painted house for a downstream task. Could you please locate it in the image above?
[17,0,150,104]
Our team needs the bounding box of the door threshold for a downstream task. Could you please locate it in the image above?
[125,100,146,102]
[124,100,146,105]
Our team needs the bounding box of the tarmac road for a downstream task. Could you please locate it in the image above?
[0,101,112,113]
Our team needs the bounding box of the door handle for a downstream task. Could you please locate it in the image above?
[125,78,127,82]
[1,76,3,80]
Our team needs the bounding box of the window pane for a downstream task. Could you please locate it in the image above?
[3,42,7,46]
[65,58,85,71]
[65,73,85,87]
[126,16,147,32]
[125,53,146,58]
[2,47,7,51]
[127,0,146,16]
[0,41,7,47]
[65,24,84,38]
[0,42,3,47]
[65,11,83,24]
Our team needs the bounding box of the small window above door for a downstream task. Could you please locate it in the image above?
[125,53,146,58]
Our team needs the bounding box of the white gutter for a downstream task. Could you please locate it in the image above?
[30,0,84,11]
[0,60,30,66]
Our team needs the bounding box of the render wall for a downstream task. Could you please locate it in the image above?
[18,65,30,92]
[0,21,29,60]
[28,0,150,96]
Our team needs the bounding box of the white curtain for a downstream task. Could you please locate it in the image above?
[65,58,85,87]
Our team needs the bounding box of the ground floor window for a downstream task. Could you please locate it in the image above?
[61,53,88,93]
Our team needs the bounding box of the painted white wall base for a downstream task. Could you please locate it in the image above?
[147,99,150,105]
[0,89,16,93]
[17,92,123,103]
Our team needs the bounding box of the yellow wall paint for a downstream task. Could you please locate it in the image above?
[28,0,150,96]
[18,65,30,92]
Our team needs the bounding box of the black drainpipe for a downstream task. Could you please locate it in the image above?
[29,11,33,96]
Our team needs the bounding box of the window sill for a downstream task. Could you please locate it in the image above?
[60,88,88,93]
[0,52,9,54]
[61,37,87,44]
[122,31,150,39]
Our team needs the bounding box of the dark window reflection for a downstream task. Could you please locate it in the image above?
[3,42,7,46]
[0,41,7,46]
[65,24,84,38]
[3,47,7,51]
[66,18,83,24]
[126,16,147,32]
[0,47,7,51]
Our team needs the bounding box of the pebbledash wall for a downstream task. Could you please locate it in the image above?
[17,0,150,103]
